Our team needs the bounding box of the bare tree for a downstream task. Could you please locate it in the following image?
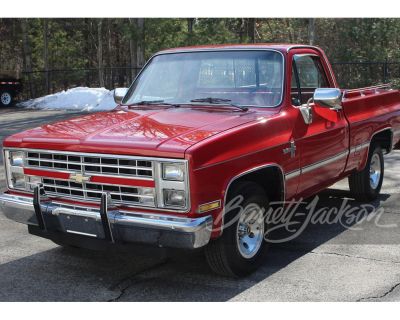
[128,18,138,82]
[43,19,50,94]
[107,19,113,88]
[97,19,104,87]
[187,18,195,44]
[136,18,145,68]
[308,18,315,45]
[187,18,194,33]
[249,18,256,43]
[21,18,34,97]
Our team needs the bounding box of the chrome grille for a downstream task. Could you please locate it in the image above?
[35,178,155,206]
[22,150,156,207]
[24,151,153,178]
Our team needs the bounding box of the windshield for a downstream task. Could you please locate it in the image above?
[123,50,284,108]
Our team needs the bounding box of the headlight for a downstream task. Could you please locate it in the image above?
[162,163,184,181]
[9,172,26,189]
[10,151,24,166]
[5,150,26,190]
[163,189,186,207]
[156,160,188,210]
[138,187,155,205]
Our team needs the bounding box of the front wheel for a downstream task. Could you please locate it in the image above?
[0,91,13,107]
[349,144,384,202]
[205,181,269,277]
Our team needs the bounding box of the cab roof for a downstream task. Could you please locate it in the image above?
[157,43,320,54]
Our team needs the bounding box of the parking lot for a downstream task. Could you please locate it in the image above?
[0,106,399,301]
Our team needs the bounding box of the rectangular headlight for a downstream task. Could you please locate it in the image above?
[9,151,24,167]
[9,171,26,189]
[138,187,156,205]
[163,189,186,207]
[162,163,184,181]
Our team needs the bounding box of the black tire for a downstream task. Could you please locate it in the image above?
[205,181,269,277]
[0,90,13,107]
[349,144,384,202]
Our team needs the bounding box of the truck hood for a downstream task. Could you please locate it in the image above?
[4,106,278,158]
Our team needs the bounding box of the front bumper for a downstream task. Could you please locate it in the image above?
[0,191,212,249]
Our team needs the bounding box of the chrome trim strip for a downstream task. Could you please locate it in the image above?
[350,142,369,154]
[285,169,301,181]
[6,147,186,163]
[66,230,97,237]
[284,150,349,181]
[301,150,349,174]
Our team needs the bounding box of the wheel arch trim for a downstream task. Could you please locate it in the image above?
[359,126,393,171]
[219,163,285,235]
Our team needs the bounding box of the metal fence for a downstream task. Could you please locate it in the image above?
[21,67,142,100]
[18,62,400,100]
[331,61,400,89]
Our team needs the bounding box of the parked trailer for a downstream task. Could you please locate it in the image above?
[0,70,23,107]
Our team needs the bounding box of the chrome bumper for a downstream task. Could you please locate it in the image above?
[0,191,212,249]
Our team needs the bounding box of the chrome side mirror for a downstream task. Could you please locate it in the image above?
[313,88,342,110]
[113,88,128,105]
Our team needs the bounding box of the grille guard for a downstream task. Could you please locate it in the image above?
[0,186,212,249]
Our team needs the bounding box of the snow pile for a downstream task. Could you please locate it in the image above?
[18,87,121,111]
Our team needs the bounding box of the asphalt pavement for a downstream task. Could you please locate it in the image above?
[0,106,399,301]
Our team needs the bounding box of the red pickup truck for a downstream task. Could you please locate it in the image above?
[1,44,400,277]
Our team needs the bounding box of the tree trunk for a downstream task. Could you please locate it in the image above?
[136,18,145,69]
[97,19,104,87]
[43,19,50,94]
[107,19,113,88]
[21,18,34,98]
[128,18,137,82]
[114,21,124,86]
[187,18,194,33]
[248,18,256,43]
[187,18,194,44]
[308,18,315,45]
[285,19,293,43]
[83,18,91,87]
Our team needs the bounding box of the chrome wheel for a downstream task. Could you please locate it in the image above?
[1,92,12,105]
[369,153,381,190]
[236,204,265,259]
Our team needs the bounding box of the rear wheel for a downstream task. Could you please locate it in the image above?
[349,144,384,202]
[205,181,269,277]
[0,91,13,107]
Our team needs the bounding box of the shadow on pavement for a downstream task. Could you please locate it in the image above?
[0,189,392,301]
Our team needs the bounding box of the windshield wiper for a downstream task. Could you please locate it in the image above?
[129,100,181,108]
[189,97,248,112]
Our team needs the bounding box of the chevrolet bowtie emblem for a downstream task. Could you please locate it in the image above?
[70,173,91,183]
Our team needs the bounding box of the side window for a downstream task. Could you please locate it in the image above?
[291,55,330,105]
